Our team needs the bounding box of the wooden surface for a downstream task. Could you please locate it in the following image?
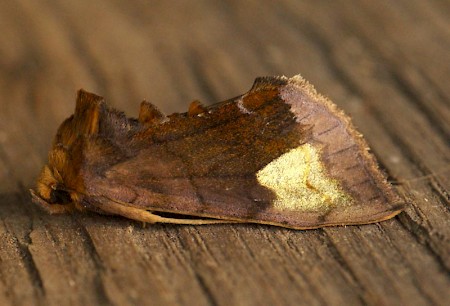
[0,1,448,305]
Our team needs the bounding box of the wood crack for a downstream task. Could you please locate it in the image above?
[193,271,218,306]
[374,223,441,306]
[318,230,368,305]
[14,184,46,302]
[397,212,450,272]
[73,219,113,306]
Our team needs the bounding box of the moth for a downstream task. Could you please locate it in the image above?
[30,75,404,229]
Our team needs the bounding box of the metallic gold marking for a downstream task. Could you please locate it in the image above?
[256,144,353,212]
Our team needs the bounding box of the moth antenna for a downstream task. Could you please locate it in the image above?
[139,100,165,124]
[188,100,207,117]
[390,166,450,185]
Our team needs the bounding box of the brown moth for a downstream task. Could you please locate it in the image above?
[30,75,404,229]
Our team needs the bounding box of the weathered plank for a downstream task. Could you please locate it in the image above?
[0,1,448,305]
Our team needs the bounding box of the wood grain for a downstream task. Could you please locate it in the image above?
[0,0,448,305]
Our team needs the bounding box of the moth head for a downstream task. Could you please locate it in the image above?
[31,90,103,213]
[31,143,84,214]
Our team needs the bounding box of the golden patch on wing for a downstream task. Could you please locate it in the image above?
[256,144,353,212]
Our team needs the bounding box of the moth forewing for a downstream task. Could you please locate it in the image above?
[31,75,405,229]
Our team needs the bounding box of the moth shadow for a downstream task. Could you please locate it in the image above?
[0,191,139,231]
[0,191,40,221]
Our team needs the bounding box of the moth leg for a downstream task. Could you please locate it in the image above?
[95,196,238,225]
[139,211,238,225]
